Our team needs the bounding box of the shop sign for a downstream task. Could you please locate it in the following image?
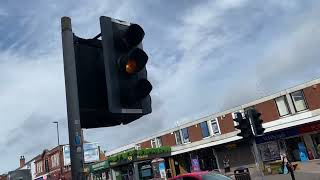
[256,128,299,144]
[90,160,109,172]
[298,121,320,134]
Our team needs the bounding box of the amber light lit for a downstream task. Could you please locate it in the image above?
[125,59,137,74]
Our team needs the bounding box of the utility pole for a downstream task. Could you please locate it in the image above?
[61,16,85,180]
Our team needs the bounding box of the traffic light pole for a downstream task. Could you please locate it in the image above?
[61,17,85,180]
[250,138,264,180]
[247,110,264,180]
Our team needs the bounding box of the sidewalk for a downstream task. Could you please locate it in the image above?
[295,159,320,173]
[263,172,320,180]
[254,159,320,180]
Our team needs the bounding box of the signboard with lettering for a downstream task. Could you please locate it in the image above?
[89,160,109,172]
[255,128,299,144]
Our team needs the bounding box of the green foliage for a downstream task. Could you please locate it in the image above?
[108,146,171,163]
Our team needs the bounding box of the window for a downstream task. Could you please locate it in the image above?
[156,137,162,147]
[51,153,60,168]
[151,139,157,148]
[36,161,43,173]
[135,144,141,150]
[275,96,290,116]
[211,118,221,136]
[174,131,182,145]
[181,128,190,143]
[45,159,49,172]
[291,90,308,112]
[151,137,162,148]
[200,121,210,138]
[232,110,244,126]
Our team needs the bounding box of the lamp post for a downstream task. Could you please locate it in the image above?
[53,121,60,146]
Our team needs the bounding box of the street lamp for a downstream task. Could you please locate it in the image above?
[53,121,60,146]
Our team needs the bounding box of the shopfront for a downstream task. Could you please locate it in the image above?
[256,121,320,163]
[89,160,110,180]
[255,120,320,174]
[188,147,219,172]
[109,152,171,180]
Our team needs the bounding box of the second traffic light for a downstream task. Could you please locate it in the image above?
[234,112,253,139]
[249,109,265,136]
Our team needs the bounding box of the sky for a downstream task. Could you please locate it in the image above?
[0,0,320,173]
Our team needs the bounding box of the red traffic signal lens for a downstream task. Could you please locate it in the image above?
[120,48,148,74]
[125,24,145,48]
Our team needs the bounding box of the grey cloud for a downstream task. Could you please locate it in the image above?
[1,0,320,174]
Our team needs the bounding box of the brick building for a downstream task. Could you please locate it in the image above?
[34,145,69,180]
[106,78,320,178]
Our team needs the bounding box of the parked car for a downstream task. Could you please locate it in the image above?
[168,171,232,180]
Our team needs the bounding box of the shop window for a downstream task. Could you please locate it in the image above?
[211,118,221,136]
[200,121,210,138]
[258,141,281,161]
[291,90,308,112]
[181,128,190,143]
[275,96,290,116]
[174,131,182,145]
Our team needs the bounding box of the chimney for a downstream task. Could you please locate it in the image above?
[20,156,25,168]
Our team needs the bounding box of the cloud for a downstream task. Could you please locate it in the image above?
[1,0,320,174]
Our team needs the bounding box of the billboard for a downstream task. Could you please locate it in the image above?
[63,143,100,166]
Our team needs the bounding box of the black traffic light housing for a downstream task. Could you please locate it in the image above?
[233,112,253,139]
[73,16,152,129]
[250,109,265,136]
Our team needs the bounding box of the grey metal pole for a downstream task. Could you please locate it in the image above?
[248,110,264,180]
[61,16,85,180]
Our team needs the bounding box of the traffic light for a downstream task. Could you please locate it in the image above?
[233,112,253,138]
[250,109,265,136]
[99,16,152,125]
[73,16,152,128]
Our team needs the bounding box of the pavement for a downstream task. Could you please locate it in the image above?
[227,160,320,180]
[253,159,320,180]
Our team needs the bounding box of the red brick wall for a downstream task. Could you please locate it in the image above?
[255,99,280,123]
[140,140,151,149]
[218,113,235,134]
[188,124,203,142]
[303,84,320,111]
[161,133,176,146]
